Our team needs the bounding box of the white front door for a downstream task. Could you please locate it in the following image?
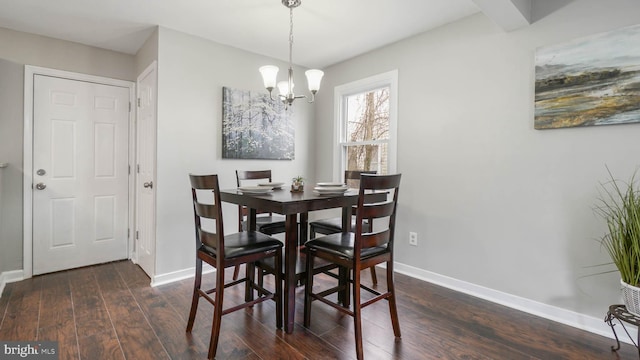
[135,61,157,279]
[32,74,130,275]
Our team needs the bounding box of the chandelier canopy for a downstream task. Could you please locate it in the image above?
[259,0,324,109]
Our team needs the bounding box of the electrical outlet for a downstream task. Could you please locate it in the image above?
[409,232,418,246]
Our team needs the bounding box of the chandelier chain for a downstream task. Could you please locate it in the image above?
[289,6,294,68]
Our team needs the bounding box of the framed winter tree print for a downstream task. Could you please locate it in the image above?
[222,87,294,160]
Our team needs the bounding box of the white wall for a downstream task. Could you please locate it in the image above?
[0,27,135,81]
[135,27,159,77]
[154,27,315,278]
[314,0,640,326]
[0,58,23,273]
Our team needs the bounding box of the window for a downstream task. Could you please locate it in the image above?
[334,70,398,182]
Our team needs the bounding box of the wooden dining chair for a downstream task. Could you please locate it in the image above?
[186,174,283,360]
[233,169,288,280]
[303,174,402,360]
[309,170,378,285]
[236,170,287,234]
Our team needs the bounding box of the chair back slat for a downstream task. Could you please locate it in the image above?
[236,170,272,184]
[189,174,225,255]
[344,170,376,189]
[358,201,396,219]
[197,228,219,249]
[360,229,390,249]
[354,174,401,253]
[190,174,218,190]
[194,202,218,219]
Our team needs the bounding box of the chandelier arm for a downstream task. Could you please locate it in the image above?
[306,92,316,103]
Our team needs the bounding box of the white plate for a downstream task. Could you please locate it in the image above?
[313,190,347,196]
[258,182,284,189]
[314,185,348,193]
[316,182,345,187]
[238,186,273,194]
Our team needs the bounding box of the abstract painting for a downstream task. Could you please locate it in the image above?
[534,24,640,129]
[222,87,294,160]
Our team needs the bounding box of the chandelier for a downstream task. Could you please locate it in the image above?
[259,0,324,109]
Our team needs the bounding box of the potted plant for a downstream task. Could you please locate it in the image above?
[292,176,304,192]
[595,168,640,315]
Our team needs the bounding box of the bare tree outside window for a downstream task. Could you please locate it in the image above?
[343,87,390,175]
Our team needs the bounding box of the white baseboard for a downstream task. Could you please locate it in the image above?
[151,264,215,287]
[151,261,631,345]
[0,269,24,299]
[392,262,634,345]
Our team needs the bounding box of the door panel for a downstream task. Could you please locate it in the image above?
[33,75,129,275]
[135,61,157,279]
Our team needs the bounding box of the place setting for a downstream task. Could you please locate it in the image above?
[313,182,349,196]
[237,181,285,195]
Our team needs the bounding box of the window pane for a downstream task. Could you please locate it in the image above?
[346,87,390,142]
[344,143,388,176]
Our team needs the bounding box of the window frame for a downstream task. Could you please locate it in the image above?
[333,70,398,181]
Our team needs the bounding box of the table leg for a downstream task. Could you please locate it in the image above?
[248,208,257,231]
[284,213,298,333]
[245,208,258,302]
[299,212,308,246]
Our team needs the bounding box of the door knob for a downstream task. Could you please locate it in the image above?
[35,182,46,190]
[143,181,153,189]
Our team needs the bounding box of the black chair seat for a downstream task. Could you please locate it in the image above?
[305,232,388,260]
[309,217,370,235]
[241,214,287,233]
[200,231,283,259]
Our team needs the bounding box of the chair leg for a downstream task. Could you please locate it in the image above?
[369,265,378,286]
[186,258,202,332]
[303,251,315,327]
[353,265,364,360]
[208,266,225,360]
[232,264,240,280]
[245,263,256,302]
[386,261,401,338]
[275,252,283,329]
[338,267,350,307]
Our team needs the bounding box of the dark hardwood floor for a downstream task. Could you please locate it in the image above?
[0,260,636,359]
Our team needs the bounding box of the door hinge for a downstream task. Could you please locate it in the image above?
[137,98,141,107]
[136,230,139,240]
[128,228,130,238]
[128,165,131,175]
[129,101,132,112]
[137,164,140,173]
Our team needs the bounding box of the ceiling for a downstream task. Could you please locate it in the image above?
[0,0,537,69]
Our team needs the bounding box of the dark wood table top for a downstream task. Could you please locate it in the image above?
[219,187,361,214]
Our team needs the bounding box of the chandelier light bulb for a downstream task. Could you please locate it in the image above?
[259,65,279,90]
[305,69,324,93]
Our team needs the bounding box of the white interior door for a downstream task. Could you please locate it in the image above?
[32,74,130,275]
[135,61,157,279]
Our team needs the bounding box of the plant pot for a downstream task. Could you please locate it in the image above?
[621,279,640,316]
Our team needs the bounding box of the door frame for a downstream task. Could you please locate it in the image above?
[23,65,136,278]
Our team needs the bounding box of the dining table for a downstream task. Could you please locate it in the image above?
[219,185,359,333]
